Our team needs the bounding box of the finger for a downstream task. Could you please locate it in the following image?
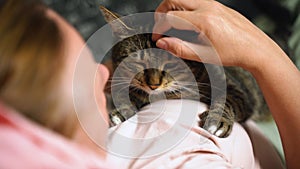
[155,0,209,15]
[154,0,212,21]
[156,37,201,61]
[152,12,172,41]
[156,37,220,64]
[152,11,199,41]
[155,0,186,20]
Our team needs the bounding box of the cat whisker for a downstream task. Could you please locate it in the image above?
[129,85,140,91]
[178,86,199,96]
[109,77,131,81]
[109,82,131,88]
[176,81,204,85]
[177,81,225,93]
[110,76,130,79]
[171,83,212,101]
[112,83,136,93]
[174,85,206,99]
[129,84,148,93]
[108,80,131,83]
[164,87,181,98]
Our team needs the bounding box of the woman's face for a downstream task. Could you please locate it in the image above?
[47,9,109,155]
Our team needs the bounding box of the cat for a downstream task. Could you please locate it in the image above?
[99,6,269,138]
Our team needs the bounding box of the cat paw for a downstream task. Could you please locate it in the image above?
[109,110,126,127]
[109,105,137,127]
[198,110,233,138]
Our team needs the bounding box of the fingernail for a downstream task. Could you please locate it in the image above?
[152,33,159,41]
[156,39,168,49]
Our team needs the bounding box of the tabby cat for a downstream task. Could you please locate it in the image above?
[100,6,268,138]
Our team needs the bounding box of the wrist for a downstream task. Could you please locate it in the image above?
[239,36,288,76]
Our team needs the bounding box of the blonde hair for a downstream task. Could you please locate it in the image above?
[0,0,76,137]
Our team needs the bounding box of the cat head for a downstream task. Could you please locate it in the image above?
[100,6,198,99]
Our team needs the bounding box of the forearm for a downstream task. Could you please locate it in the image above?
[246,45,300,169]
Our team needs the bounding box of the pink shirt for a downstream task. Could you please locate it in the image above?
[0,100,284,169]
[0,102,110,169]
[106,100,284,169]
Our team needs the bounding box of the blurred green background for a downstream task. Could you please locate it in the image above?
[44,0,300,161]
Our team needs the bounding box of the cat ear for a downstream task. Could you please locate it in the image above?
[99,6,134,39]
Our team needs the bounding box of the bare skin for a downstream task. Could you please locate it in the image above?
[152,0,300,168]
[47,9,110,158]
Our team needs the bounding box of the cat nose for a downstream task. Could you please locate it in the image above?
[149,84,160,90]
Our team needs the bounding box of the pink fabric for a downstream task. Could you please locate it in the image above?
[107,100,259,169]
[0,102,110,169]
[0,99,284,169]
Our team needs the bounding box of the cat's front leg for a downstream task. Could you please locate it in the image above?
[109,104,137,127]
[198,106,234,138]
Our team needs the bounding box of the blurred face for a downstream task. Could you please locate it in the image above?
[47,10,109,157]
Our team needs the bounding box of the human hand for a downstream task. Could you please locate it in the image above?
[152,0,280,70]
